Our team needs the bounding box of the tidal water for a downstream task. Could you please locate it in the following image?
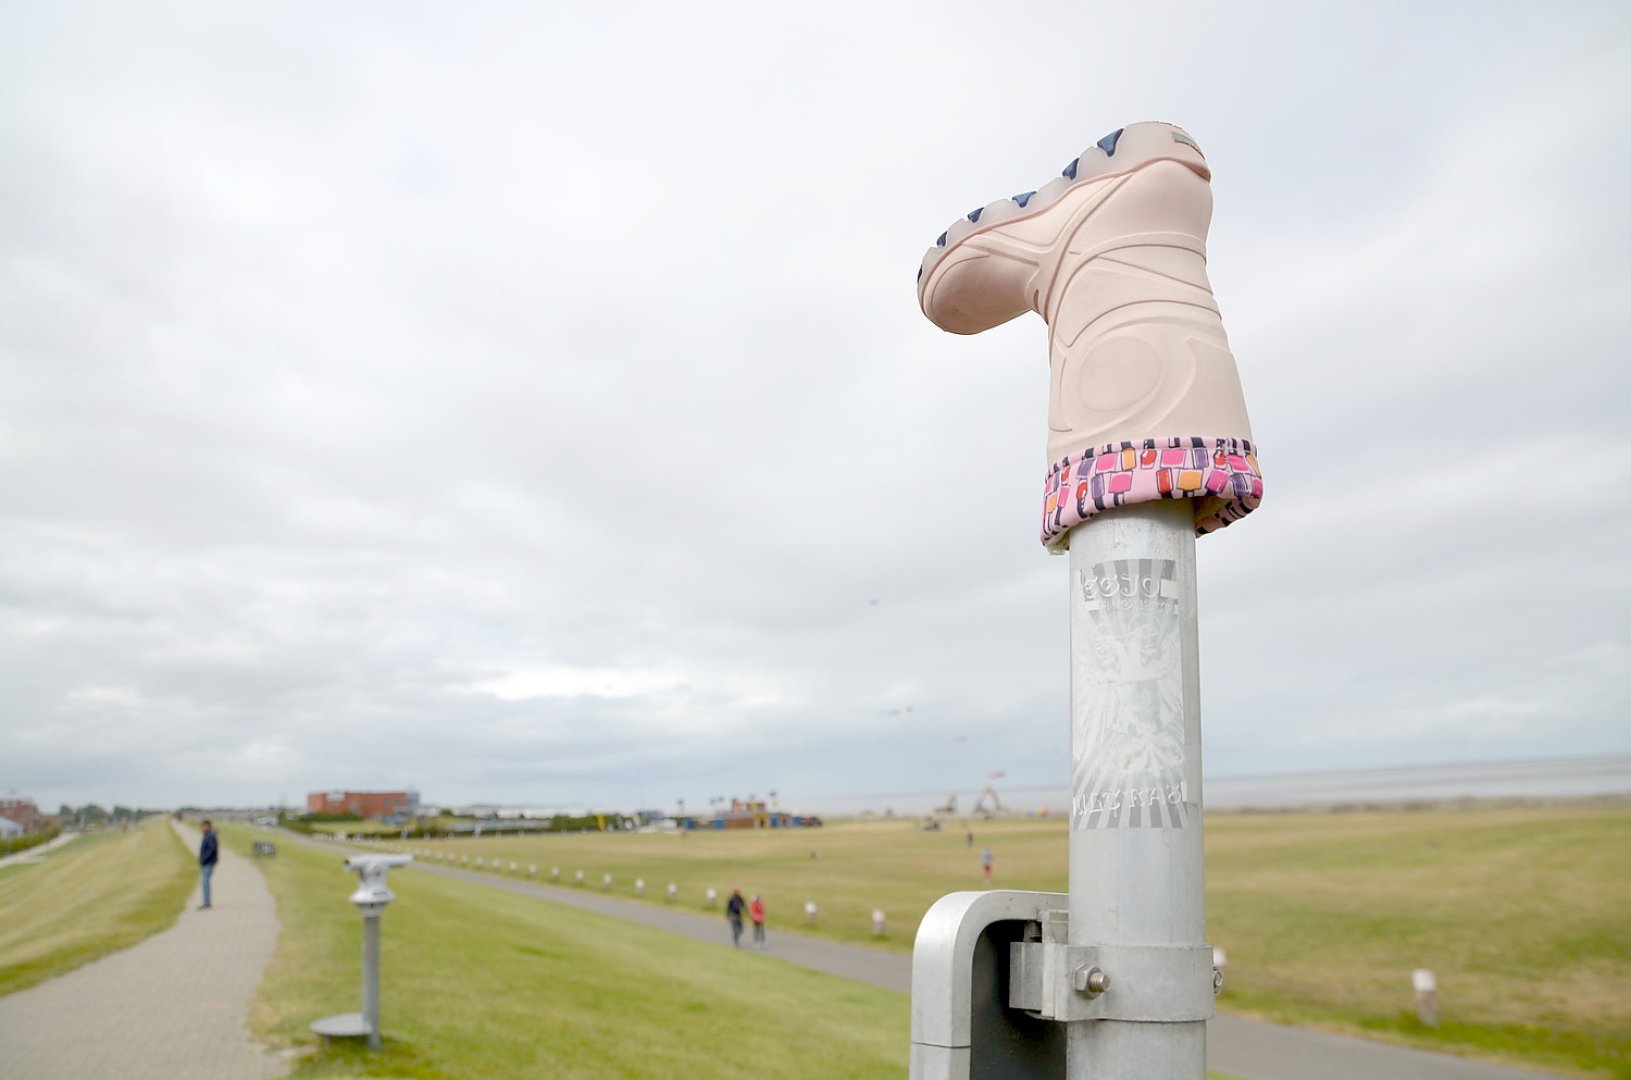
[807,754,1631,818]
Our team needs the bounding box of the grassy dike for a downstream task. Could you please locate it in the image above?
[1207,807,1631,1078]
[225,825,910,1078]
[372,816,1066,953]
[0,818,195,996]
[370,807,1631,1078]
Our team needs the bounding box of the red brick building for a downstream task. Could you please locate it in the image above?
[305,790,418,820]
[0,798,47,833]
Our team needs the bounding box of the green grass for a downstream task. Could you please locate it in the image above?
[375,818,1059,953]
[358,807,1631,1078]
[225,825,909,1078]
[0,819,195,996]
[1206,808,1631,1078]
[1,827,62,857]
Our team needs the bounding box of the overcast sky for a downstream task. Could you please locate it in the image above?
[2,2,1627,813]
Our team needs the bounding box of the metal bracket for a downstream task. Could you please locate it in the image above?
[910,891,1069,1079]
[909,891,1217,1078]
[1010,940,1216,1023]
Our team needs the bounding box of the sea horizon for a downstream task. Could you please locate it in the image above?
[794,752,1631,818]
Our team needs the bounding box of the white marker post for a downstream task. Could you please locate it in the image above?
[1413,969,1439,1028]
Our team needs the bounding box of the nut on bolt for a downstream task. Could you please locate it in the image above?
[1074,965,1111,996]
[1213,967,1225,994]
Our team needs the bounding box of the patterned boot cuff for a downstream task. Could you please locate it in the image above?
[1042,437,1263,549]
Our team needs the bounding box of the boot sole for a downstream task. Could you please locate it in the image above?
[916,122,1211,301]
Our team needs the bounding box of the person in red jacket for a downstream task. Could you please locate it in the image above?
[748,893,766,949]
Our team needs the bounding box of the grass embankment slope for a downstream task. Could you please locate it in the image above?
[0,818,195,996]
[1207,807,1631,1078]
[226,825,908,1079]
[378,807,1629,1078]
[390,817,1055,952]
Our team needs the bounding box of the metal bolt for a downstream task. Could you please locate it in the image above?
[1074,965,1110,996]
[1213,967,1225,994]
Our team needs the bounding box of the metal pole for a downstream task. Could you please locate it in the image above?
[1066,499,1206,1077]
[362,912,382,1050]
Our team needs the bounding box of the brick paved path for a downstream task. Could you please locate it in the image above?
[0,822,287,1080]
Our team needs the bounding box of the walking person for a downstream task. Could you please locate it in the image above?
[981,846,993,883]
[749,893,766,948]
[198,819,219,909]
[725,886,745,947]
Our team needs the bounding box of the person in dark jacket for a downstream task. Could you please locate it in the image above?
[198,819,219,909]
[725,887,745,947]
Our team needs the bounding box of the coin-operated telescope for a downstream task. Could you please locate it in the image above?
[312,853,414,1050]
[346,853,412,913]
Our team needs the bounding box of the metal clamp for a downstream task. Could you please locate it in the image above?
[1010,941,1217,1023]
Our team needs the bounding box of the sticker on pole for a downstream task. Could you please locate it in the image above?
[1071,558,1192,830]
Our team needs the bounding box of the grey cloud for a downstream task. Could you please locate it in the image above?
[2,2,1627,810]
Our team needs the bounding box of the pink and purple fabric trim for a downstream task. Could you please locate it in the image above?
[1042,436,1262,547]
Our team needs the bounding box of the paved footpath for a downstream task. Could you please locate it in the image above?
[0,830,81,868]
[0,821,288,1080]
[305,833,1560,1080]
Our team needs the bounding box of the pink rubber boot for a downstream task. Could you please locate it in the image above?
[917,122,1262,548]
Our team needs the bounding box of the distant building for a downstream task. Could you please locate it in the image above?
[0,799,45,834]
[0,817,22,839]
[711,798,794,830]
[305,790,419,821]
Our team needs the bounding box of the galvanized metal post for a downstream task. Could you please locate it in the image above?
[361,912,382,1050]
[1066,500,1206,1077]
